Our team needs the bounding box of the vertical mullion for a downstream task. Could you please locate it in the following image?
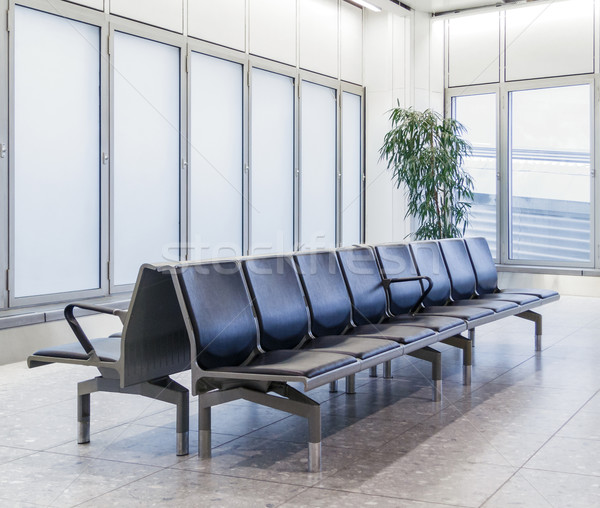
[181,44,190,262]
[499,85,510,264]
[294,77,301,251]
[337,89,343,247]
[99,20,109,294]
[1,0,10,307]
[108,22,116,292]
[242,61,250,256]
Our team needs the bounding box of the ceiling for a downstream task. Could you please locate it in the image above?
[399,0,512,13]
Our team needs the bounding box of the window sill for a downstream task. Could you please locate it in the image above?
[0,294,131,331]
[496,264,600,277]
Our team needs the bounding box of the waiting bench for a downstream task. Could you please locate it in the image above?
[28,237,558,471]
[27,265,191,456]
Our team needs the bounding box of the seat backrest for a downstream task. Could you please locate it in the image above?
[294,251,352,336]
[121,266,190,386]
[243,256,309,351]
[464,237,498,294]
[375,244,423,315]
[336,247,387,325]
[409,241,452,306]
[439,239,478,300]
[177,261,257,370]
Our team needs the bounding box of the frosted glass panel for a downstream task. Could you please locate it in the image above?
[341,92,362,246]
[190,53,243,260]
[453,94,497,257]
[448,12,499,87]
[300,81,337,250]
[14,7,100,297]
[505,0,593,81]
[250,69,294,254]
[113,32,180,285]
[509,85,591,263]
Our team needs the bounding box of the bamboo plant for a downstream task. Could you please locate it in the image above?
[380,105,474,240]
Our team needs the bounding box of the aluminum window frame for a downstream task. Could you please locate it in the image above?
[339,81,365,246]
[298,70,340,250]
[447,75,596,269]
[8,1,109,307]
[185,39,248,261]
[108,19,186,293]
[0,0,9,309]
[248,57,299,254]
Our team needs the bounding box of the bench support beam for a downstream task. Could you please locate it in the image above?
[77,376,189,456]
[516,310,543,351]
[198,383,322,472]
[408,346,442,402]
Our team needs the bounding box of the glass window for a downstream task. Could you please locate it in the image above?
[13,7,100,297]
[452,93,497,257]
[341,92,362,246]
[249,69,295,254]
[300,81,337,250]
[189,53,243,260]
[113,32,181,286]
[509,84,591,263]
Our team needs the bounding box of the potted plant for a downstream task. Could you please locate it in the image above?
[380,105,474,240]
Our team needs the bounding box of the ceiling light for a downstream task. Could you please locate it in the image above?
[348,0,382,12]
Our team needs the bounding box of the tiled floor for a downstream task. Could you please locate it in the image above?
[1,295,600,507]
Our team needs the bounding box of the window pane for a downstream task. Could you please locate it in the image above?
[250,69,294,254]
[452,93,497,257]
[300,81,337,250]
[113,32,181,285]
[341,92,362,246]
[509,85,591,263]
[190,53,243,260]
[14,7,100,297]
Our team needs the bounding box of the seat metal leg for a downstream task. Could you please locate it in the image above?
[408,346,442,402]
[198,403,212,459]
[346,375,356,394]
[307,401,322,473]
[369,366,378,378]
[468,328,475,347]
[517,310,543,351]
[77,392,90,444]
[329,380,338,393]
[442,334,473,386]
[383,361,393,379]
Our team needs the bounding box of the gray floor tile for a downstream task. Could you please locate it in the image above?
[281,487,465,507]
[483,469,600,508]
[0,451,159,506]
[1,295,599,506]
[525,436,600,476]
[76,468,307,507]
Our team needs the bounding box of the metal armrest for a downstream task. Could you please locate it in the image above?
[64,303,127,357]
[381,275,434,314]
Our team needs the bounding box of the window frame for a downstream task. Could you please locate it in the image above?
[339,82,365,247]
[0,0,366,312]
[108,19,186,294]
[186,39,248,261]
[447,75,596,269]
[8,1,109,307]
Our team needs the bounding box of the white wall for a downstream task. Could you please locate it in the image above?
[363,7,412,244]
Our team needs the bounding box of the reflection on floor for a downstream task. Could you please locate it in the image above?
[1,295,600,507]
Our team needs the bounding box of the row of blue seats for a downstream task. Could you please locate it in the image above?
[28,237,559,471]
